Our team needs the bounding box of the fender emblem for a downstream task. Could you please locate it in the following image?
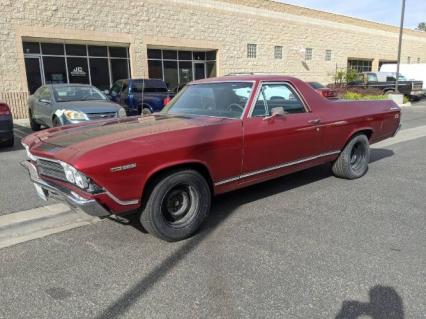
[110,163,137,172]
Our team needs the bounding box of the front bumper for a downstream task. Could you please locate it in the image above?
[21,160,110,217]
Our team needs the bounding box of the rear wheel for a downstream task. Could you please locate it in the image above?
[140,170,211,241]
[141,107,152,116]
[332,134,370,179]
[29,109,41,131]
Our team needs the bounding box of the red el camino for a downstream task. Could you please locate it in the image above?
[22,75,401,241]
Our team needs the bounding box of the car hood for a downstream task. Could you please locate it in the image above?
[57,100,121,113]
[23,114,235,164]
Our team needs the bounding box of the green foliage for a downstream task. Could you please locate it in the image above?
[416,22,426,31]
[342,92,387,101]
[345,68,360,83]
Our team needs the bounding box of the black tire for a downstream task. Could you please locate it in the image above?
[140,169,211,241]
[29,109,41,131]
[332,134,370,179]
[2,135,14,147]
[141,107,152,116]
[52,116,61,127]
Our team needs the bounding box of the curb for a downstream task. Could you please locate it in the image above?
[0,203,100,250]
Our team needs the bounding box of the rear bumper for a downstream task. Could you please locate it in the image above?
[409,90,424,97]
[0,116,13,142]
[21,160,110,217]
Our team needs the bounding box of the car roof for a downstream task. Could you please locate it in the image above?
[48,83,94,87]
[190,74,300,84]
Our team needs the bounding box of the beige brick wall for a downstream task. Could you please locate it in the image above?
[1,0,426,118]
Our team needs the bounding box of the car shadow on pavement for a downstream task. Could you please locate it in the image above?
[96,149,396,319]
[0,123,32,152]
[370,148,394,164]
[335,285,404,319]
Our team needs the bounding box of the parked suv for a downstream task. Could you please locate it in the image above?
[348,72,423,99]
[107,79,174,116]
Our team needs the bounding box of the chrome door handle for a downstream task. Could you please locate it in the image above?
[308,119,321,125]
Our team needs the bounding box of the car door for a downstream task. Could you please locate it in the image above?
[119,80,129,107]
[109,80,123,104]
[242,82,322,181]
[38,86,54,126]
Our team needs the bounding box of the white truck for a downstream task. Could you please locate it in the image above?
[380,63,426,93]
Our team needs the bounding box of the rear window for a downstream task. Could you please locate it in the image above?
[132,80,168,93]
[309,82,324,89]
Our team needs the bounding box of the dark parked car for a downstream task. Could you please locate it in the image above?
[107,79,174,116]
[0,102,14,147]
[308,82,337,99]
[348,72,423,99]
[28,84,127,131]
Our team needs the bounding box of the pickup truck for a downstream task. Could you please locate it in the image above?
[107,78,174,116]
[22,75,401,242]
[348,72,423,99]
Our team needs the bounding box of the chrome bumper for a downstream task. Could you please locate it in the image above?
[21,160,110,217]
[410,90,424,96]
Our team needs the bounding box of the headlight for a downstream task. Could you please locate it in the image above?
[118,107,127,118]
[60,162,102,193]
[64,110,88,121]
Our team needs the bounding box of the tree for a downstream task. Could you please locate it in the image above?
[416,22,426,31]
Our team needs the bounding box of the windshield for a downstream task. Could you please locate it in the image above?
[163,82,253,118]
[53,86,107,102]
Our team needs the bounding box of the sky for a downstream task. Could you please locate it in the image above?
[276,0,426,29]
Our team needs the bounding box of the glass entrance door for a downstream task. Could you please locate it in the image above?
[193,62,206,80]
[24,57,43,94]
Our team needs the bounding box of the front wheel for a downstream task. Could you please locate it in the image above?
[29,109,41,131]
[140,170,211,241]
[141,107,152,116]
[332,134,370,179]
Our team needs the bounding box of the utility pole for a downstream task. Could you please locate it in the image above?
[395,0,406,93]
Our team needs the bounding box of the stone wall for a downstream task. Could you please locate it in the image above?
[1,0,426,118]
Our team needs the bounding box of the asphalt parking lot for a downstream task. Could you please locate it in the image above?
[0,101,425,318]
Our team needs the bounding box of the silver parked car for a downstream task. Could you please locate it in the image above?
[28,84,127,131]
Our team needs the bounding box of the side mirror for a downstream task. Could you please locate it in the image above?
[39,98,51,104]
[263,107,286,121]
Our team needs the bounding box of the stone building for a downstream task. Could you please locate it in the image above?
[1,0,426,118]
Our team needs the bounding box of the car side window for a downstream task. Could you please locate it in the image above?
[110,81,122,95]
[39,87,51,101]
[121,81,128,94]
[251,83,306,116]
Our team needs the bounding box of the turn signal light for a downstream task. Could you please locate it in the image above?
[0,103,11,116]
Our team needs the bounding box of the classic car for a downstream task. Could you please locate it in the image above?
[28,84,127,130]
[21,75,401,241]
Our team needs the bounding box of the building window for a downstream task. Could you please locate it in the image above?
[147,48,217,91]
[407,56,411,64]
[247,44,257,58]
[274,46,283,59]
[325,50,332,61]
[305,48,312,61]
[347,59,372,72]
[23,41,130,93]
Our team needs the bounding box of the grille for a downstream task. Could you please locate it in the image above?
[412,82,423,91]
[87,112,117,121]
[37,159,67,182]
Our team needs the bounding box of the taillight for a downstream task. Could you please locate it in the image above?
[163,96,172,106]
[0,103,11,116]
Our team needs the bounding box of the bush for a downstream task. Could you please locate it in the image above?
[342,92,387,100]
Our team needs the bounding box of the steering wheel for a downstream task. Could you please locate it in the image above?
[227,103,244,113]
